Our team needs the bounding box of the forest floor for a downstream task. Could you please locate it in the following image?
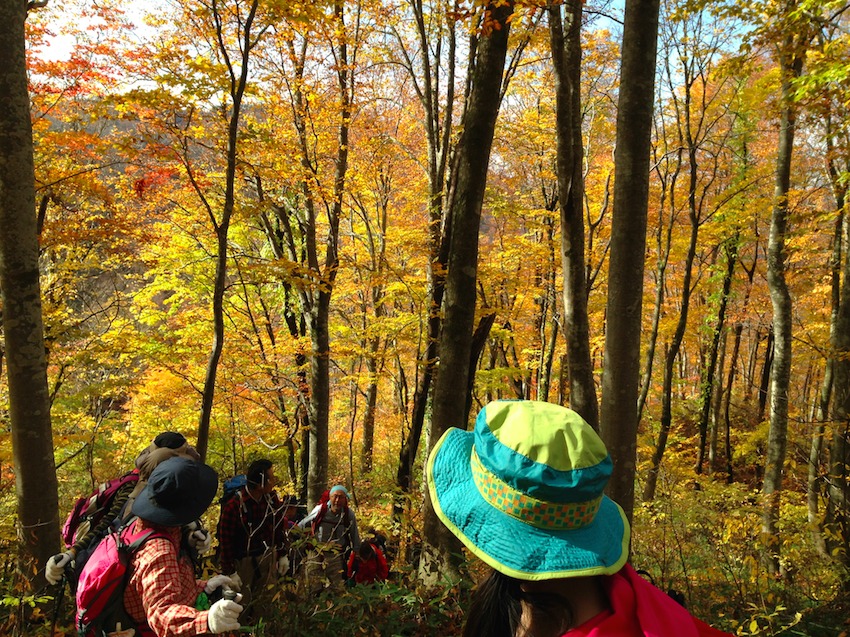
[778,590,850,637]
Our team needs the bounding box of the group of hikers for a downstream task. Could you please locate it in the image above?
[44,400,734,637]
[47,432,386,635]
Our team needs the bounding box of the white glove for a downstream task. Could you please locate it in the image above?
[46,552,73,585]
[188,528,212,555]
[207,598,242,633]
[277,555,290,575]
[204,574,236,594]
[106,622,136,637]
[226,571,243,591]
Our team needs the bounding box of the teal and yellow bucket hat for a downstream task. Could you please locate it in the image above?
[427,400,630,581]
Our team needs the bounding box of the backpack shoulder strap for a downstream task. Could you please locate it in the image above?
[120,520,173,552]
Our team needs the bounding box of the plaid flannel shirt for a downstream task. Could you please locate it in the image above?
[218,487,288,574]
[124,519,210,637]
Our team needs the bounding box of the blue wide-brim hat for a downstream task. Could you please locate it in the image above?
[427,400,630,581]
[132,456,218,527]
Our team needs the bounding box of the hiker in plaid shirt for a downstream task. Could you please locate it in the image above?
[124,457,242,637]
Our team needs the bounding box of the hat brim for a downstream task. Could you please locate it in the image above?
[131,462,218,527]
[427,427,630,581]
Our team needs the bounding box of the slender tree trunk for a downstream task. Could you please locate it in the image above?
[0,0,61,588]
[708,329,727,473]
[360,352,379,474]
[643,217,700,502]
[814,116,847,559]
[826,173,850,579]
[535,214,558,402]
[758,331,774,423]
[550,0,598,427]
[196,0,259,460]
[393,0,458,522]
[762,42,801,577]
[696,238,738,473]
[424,0,515,582]
[599,0,660,523]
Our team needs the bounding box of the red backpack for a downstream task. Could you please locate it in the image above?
[75,521,170,637]
[62,470,139,549]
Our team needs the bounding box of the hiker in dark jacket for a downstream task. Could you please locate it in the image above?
[217,459,289,617]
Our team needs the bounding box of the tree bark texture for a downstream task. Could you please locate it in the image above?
[762,44,800,576]
[599,0,660,524]
[0,0,61,586]
[550,0,598,428]
[424,0,515,582]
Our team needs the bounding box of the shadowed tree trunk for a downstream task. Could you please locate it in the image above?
[423,0,515,583]
[599,0,660,524]
[550,0,598,428]
[0,0,61,589]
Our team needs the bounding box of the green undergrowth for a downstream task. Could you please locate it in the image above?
[2,466,849,635]
[255,572,469,636]
[631,470,849,636]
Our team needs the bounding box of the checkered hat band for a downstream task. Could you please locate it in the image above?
[471,448,601,530]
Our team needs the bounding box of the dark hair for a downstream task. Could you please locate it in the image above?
[462,569,573,637]
[154,431,187,449]
[247,459,273,486]
[359,542,375,560]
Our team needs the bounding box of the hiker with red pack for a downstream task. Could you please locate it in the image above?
[122,456,243,636]
[46,432,210,587]
[298,484,361,593]
[346,539,388,585]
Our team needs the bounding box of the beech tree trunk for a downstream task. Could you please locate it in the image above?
[0,0,61,587]
[762,41,801,577]
[599,0,660,523]
[423,0,515,582]
[550,0,598,428]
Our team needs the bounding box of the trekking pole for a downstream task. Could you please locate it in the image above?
[50,557,69,636]
[220,589,252,636]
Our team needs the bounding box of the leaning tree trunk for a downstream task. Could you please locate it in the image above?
[550,0,598,428]
[0,0,61,589]
[599,0,660,524]
[423,0,515,584]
